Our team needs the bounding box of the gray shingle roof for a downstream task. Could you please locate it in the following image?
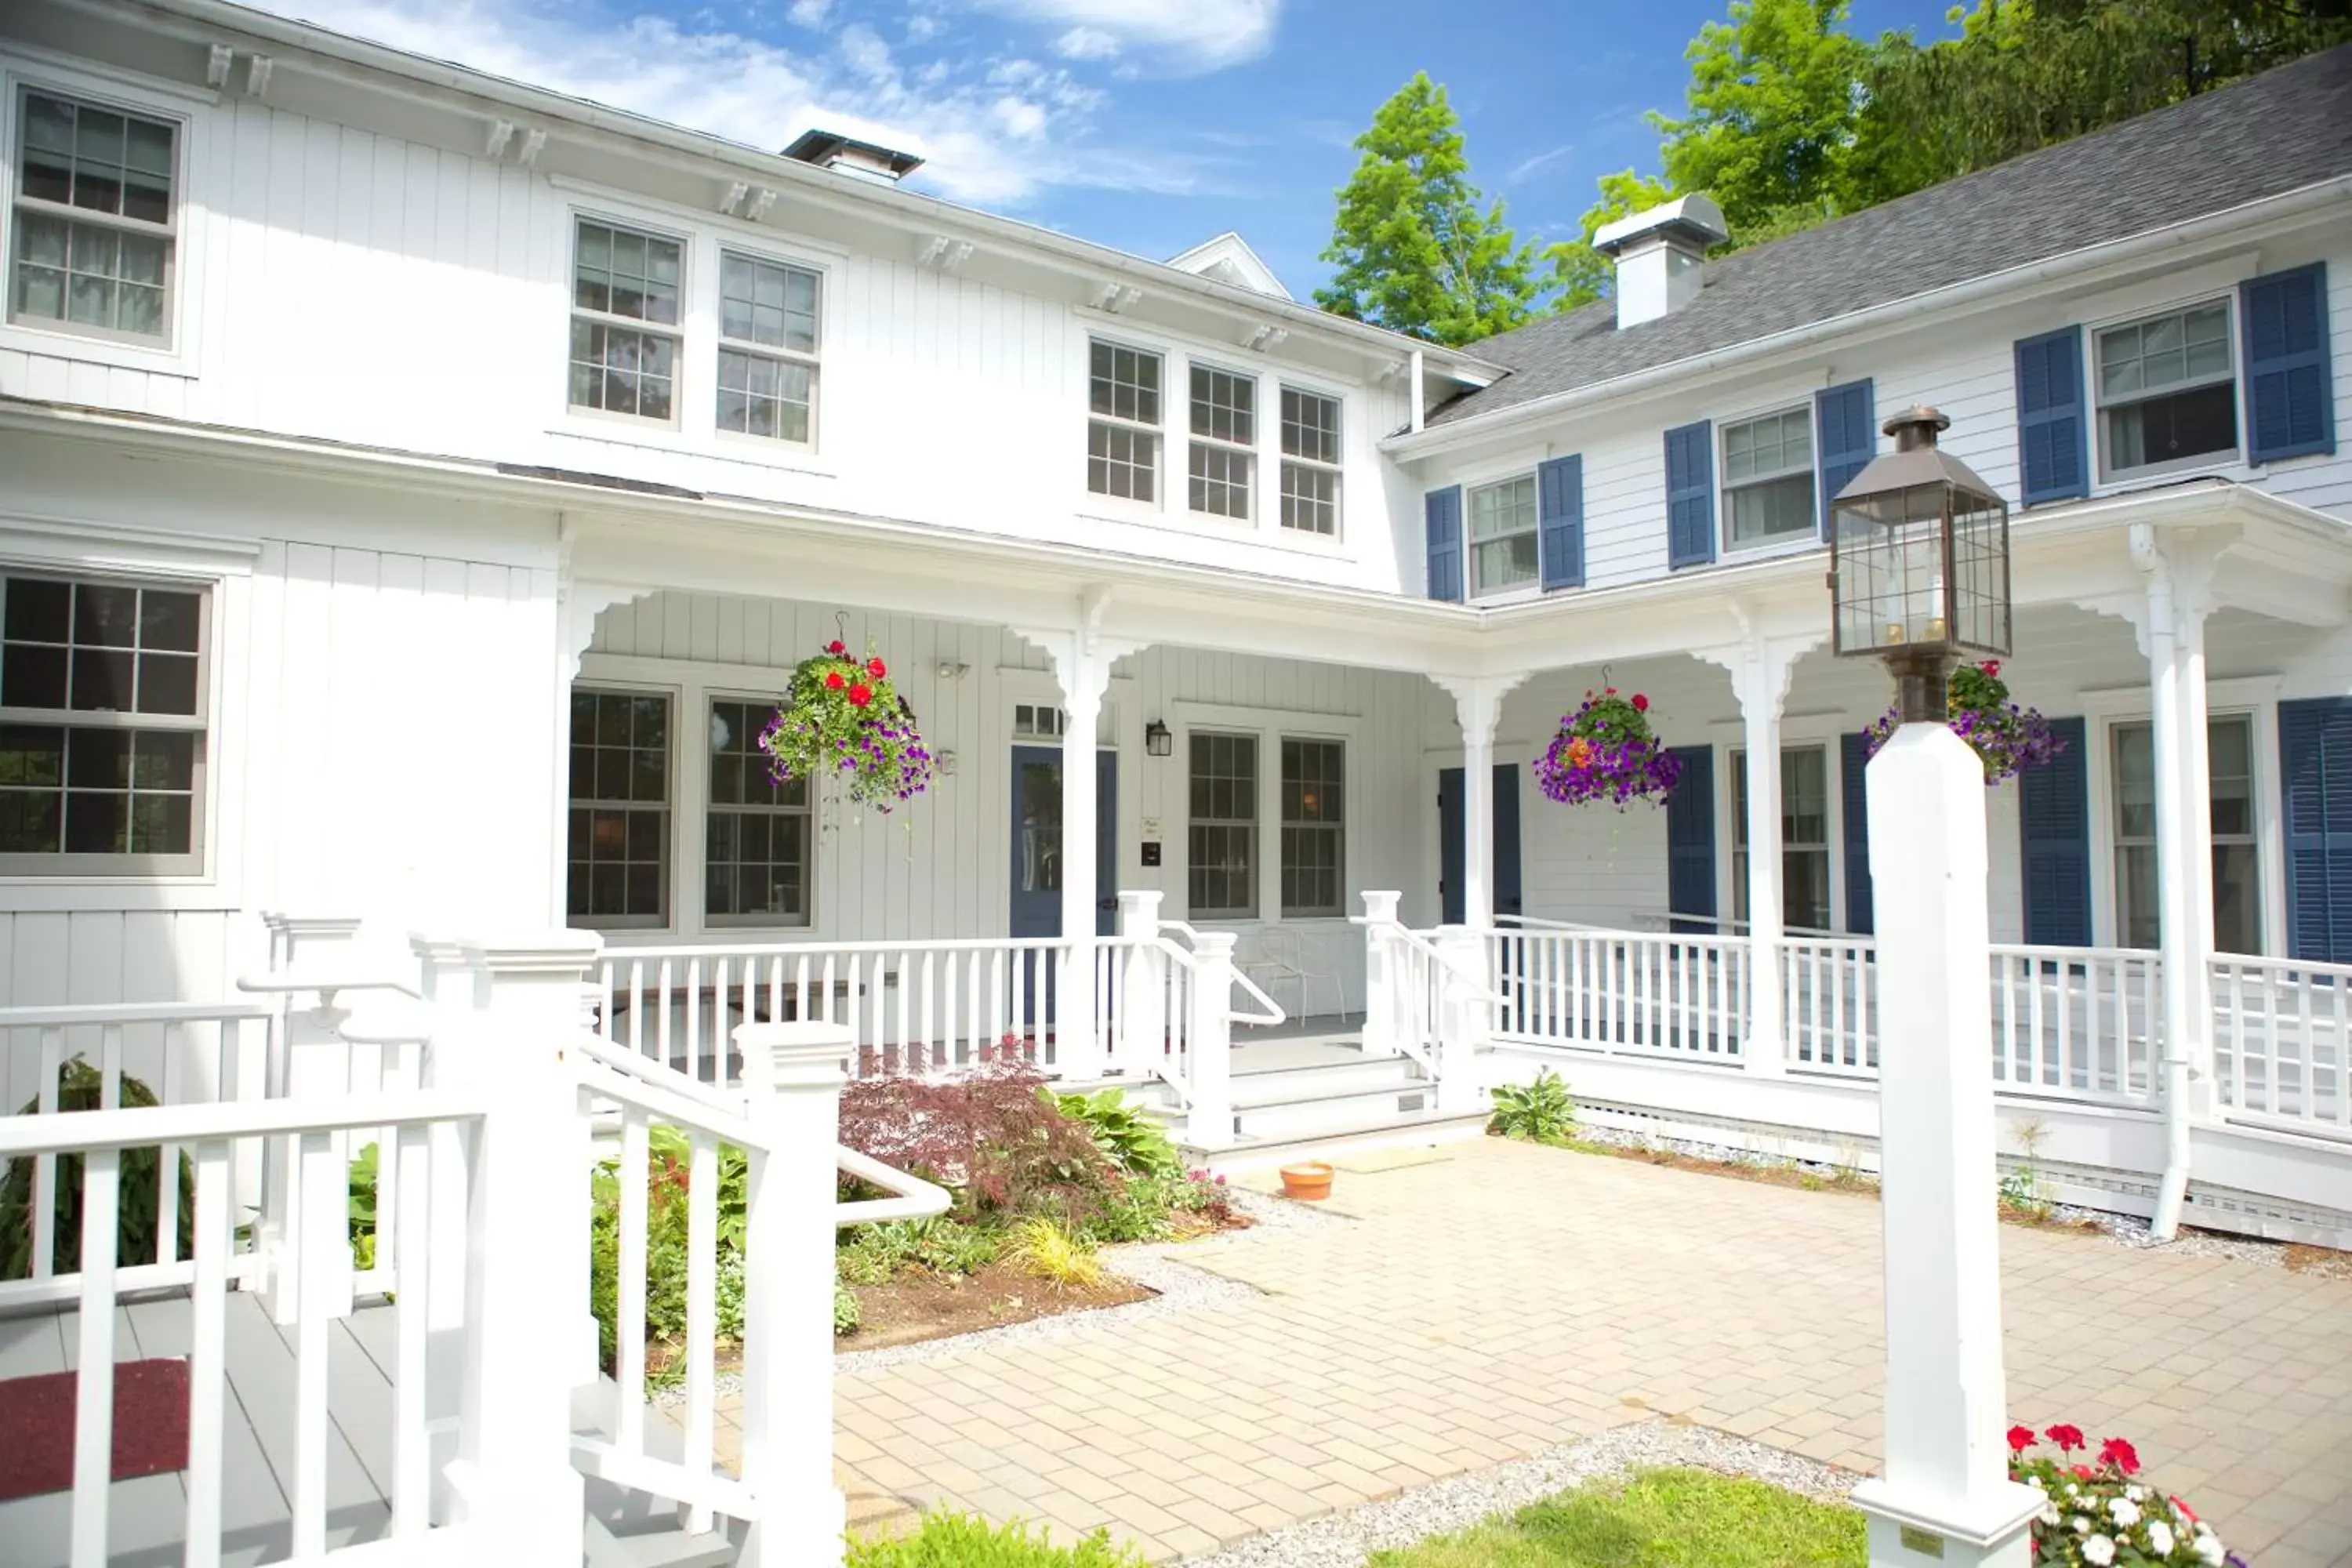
[1429,43,2352,429]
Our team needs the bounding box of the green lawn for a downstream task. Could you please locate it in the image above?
[1366,1467,1867,1568]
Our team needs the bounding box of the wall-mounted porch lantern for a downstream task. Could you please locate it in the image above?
[1145,720,1173,757]
[1828,405,2011,722]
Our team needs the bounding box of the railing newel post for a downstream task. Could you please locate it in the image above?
[1186,933,1237,1150]
[1359,892,1402,1060]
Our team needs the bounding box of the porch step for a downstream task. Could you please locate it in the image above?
[584,1499,736,1568]
[1180,1105,1493,1176]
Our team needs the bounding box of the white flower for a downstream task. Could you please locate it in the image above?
[2082,1534,2117,1566]
[2125,1484,2147,1502]
[2038,1504,2062,1527]
[2027,1475,2046,1490]
[2110,1497,2142,1528]
[2148,1520,2176,1557]
[2074,1515,2092,1534]
[2195,1534,2227,1566]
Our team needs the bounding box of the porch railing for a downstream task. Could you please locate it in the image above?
[1486,925,1750,1065]
[2209,954,2352,1135]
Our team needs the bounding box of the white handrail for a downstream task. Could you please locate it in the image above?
[0,1090,484,1156]
[1359,918,1505,1003]
[837,1146,952,1228]
[0,1000,273,1026]
[1152,935,1283,1025]
[575,1031,749,1118]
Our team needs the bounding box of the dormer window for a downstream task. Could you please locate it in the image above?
[569,219,682,423]
[1722,408,1815,548]
[9,90,178,345]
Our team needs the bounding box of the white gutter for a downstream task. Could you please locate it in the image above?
[1387,174,2352,459]
[38,0,1502,383]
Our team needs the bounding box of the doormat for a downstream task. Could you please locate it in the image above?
[0,1357,190,1503]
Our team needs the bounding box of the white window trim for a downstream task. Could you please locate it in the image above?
[1185,358,1259,524]
[1723,741,1835,934]
[566,679,681,933]
[1465,471,1541,601]
[0,58,207,378]
[713,245,822,454]
[564,209,690,433]
[2087,291,2248,488]
[1084,330,1168,515]
[1718,403,1818,554]
[1169,701,1363,927]
[1277,383,1345,542]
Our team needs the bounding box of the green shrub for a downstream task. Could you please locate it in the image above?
[1046,1088,1179,1179]
[1488,1069,1577,1144]
[587,1128,750,1383]
[1,1057,194,1279]
[833,1282,861,1336]
[349,1142,379,1270]
[848,1512,1144,1566]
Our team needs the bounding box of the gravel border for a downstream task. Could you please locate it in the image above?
[1179,1418,1857,1568]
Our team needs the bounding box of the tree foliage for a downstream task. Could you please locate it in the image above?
[1315,72,1541,346]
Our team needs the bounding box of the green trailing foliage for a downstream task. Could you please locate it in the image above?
[847,1512,1146,1567]
[1487,1070,1578,1144]
[1,1057,194,1280]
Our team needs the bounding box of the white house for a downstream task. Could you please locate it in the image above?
[3,3,2352,1564]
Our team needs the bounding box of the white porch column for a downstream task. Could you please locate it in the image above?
[2173,583,2218,1102]
[1115,891,1166,1078]
[1703,638,1808,1076]
[1850,723,2040,1568]
[735,1022,854,1568]
[1437,677,1519,930]
[1358,890,1403,1060]
[448,933,601,1568]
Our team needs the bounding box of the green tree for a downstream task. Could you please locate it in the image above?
[1542,169,1675,310]
[1649,0,1871,238]
[1315,72,1541,346]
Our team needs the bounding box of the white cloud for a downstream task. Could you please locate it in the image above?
[784,0,833,25]
[971,0,1279,72]
[1507,142,1577,185]
[240,0,1208,205]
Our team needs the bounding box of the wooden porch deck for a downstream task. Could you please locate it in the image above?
[0,1290,397,1568]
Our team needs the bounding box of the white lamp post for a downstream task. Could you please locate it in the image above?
[1831,408,2043,1567]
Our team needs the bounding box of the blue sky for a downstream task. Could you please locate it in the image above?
[251,0,1966,296]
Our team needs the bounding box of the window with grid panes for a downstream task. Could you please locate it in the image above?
[567,689,671,926]
[706,698,811,926]
[2096,302,2238,479]
[1722,408,1815,546]
[1279,387,1341,535]
[1280,738,1344,917]
[0,575,205,873]
[717,251,818,444]
[1188,731,1258,918]
[1087,339,1161,502]
[2113,716,2259,953]
[9,91,177,344]
[1468,475,1538,596]
[569,219,682,422]
[1730,746,1831,930]
[1188,364,1255,519]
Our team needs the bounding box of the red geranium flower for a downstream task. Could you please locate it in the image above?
[2045,1425,2085,1452]
[1605,686,1617,695]
[1982,659,2001,676]
[2071,1464,2093,1481]
[1632,694,1650,712]
[2171,1495,2198,1526]
[2098,1438,2140,1475]
[2006,1425,2034,1453]
[827,640,846,655]
[867,657,887,677]
[847,683,873,707]
[824,670,846,691]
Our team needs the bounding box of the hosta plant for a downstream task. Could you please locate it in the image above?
[1488,1069,1577,1143]
[758,637,933,812]
[2009,1425,2241,1566]
[1534,688,1682,808]
[1867,659,2064,785]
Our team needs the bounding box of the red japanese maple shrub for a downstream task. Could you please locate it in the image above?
[838,1058,1121,1223]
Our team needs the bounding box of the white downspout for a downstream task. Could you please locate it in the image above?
[2130,524,2194,1239]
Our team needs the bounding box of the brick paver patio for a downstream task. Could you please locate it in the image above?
[713,1138,2352,1564]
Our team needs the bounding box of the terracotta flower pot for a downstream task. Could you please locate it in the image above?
[1279,1162,1334,1201]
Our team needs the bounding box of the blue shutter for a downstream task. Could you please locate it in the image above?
[2018,716,2090,946]
[1841,731,1873,936]
[1664,421,1715,568]
[2280,698,2352,964]
[1815,379,1875,538]
[2242,263,2336,465]
[1537,454,1584,591]
[1424,485,1463,602]
[2015,328,2089,506]
[1665,746,1715,933]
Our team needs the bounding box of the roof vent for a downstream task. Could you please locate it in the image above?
[781,129,924,186]
[1592,193,1727,330]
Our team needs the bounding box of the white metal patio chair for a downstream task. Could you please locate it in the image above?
[1240,925,1349,1024]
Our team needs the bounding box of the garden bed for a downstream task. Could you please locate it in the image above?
[844,1258,1157,1351]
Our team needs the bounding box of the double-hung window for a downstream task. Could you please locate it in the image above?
[1188,731,1258,918]
[717,251,819,445]
[706,698,811,926]
[1730,746,1831,931]
[567,689,671,927]
[1722,408,1815,547]
[1279,388,1342,536]
[1188,365,1255,519]
[2112,716,2258,953]
[569,219,683,423]
[1280,738,1344,917]
[9,90,178,344]
[1467,475,1538,597]
[2095,301,2238,480]
[0,574,205,873]
[1087,340,1161,502]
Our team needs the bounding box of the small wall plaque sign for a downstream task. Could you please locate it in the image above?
[1898,1525,1946,1558]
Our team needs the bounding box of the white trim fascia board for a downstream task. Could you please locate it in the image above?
[0,37,222,104]
[35,0,1502,382]
[1169,700,1367,734]
[1383,175,2352,460]
[0,511,263,567]
[2071,673,2285,713]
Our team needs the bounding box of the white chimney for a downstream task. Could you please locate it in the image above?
[1592,193,1728,330]
[780,129,925,187]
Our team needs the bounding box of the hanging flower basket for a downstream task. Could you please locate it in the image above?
[758,639,934,812]
[1534,687,1682,808]
[1865,659,2063,785]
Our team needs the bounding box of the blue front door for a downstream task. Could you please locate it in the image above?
[1009,746,1117,939]
[1438,764,1523,926]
